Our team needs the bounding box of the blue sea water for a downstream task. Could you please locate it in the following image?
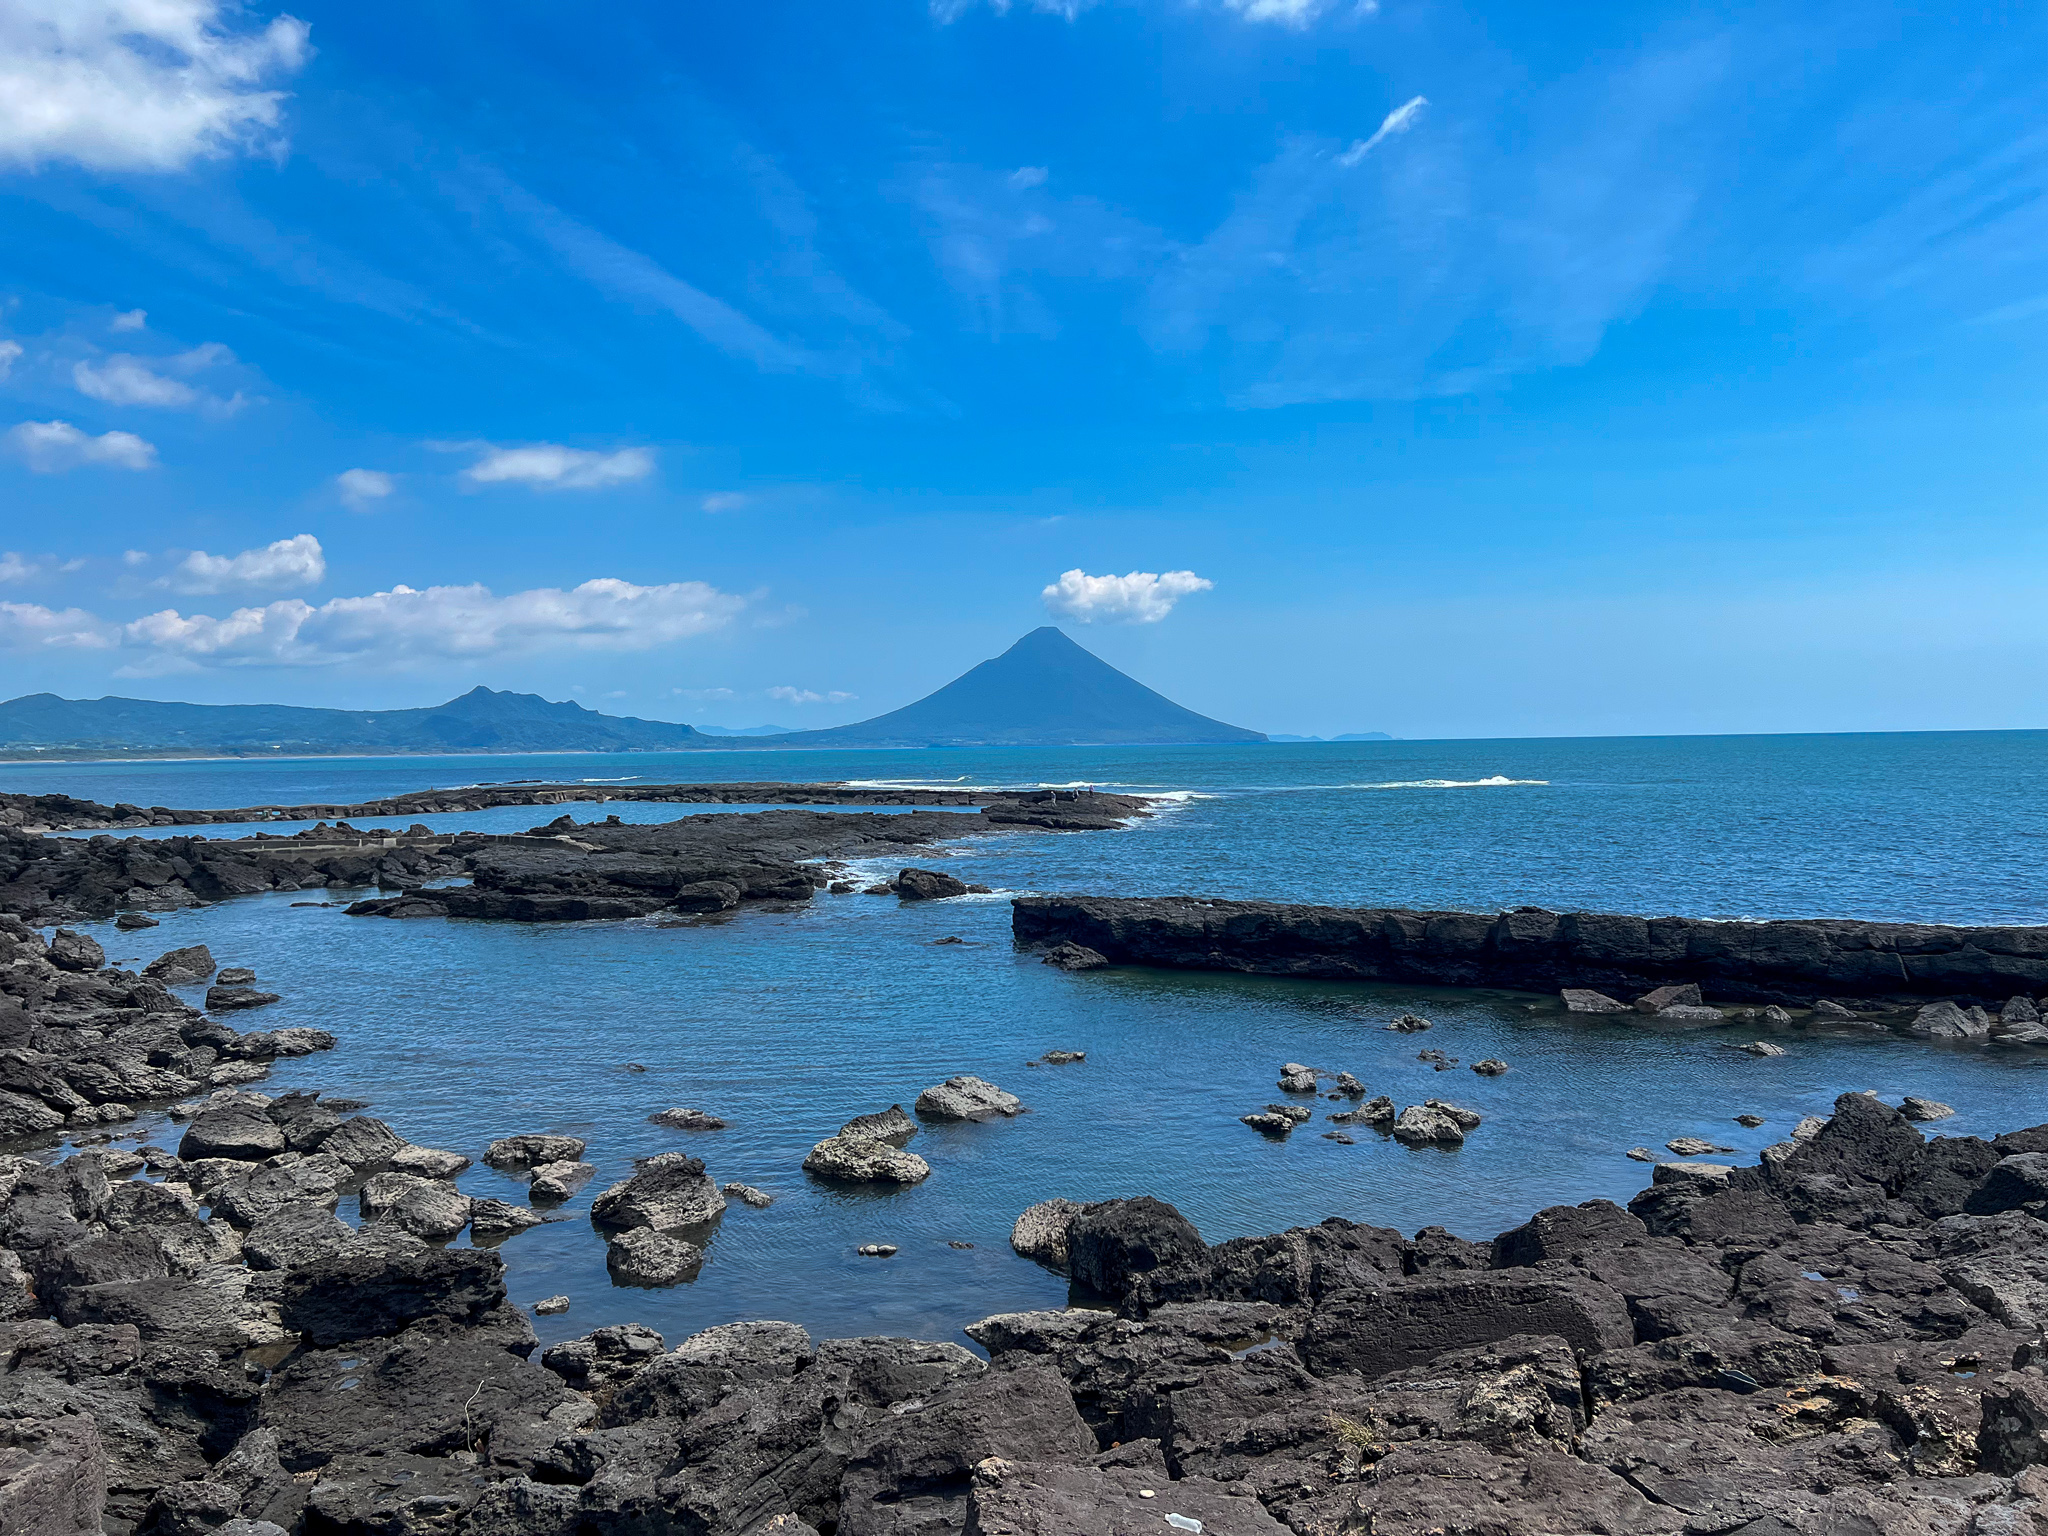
[6,730,2044,1350]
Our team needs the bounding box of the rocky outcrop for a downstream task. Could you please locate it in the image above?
[1014,893,2048,1007]
[914,1075,1024,1120]
[589,1154,723,1233]
[6,1083,2048,1535]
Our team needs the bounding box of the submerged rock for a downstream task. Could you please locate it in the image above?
[649,1107,728,1131]
[1472,1058,1509,1076]
[915,1075,1023,1120]
[723,1183,774,1208]
[803,1134,931,1184]
[1737,1040,1787,1056]
[1387,1013,1433,1032]
[528,1160,597,1203]
[1039,1050,1086,1065]
[607,1228,703,1287]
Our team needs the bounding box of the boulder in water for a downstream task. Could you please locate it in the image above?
[590,1153,723,1231]
[804,1133,931,1184]
[915,1075,1023,1121]
[894,868,970,900]
[649,1107,727,1131]
[1042,943,1108,971]
[1901,1097,1956,1122]
[607,1227,703,1287]
[144,944,216,985]
[483,1134,587,1171]
[839,1105,917,1143]
[1561,989,1628,1013]
[1634,984,1701,1013]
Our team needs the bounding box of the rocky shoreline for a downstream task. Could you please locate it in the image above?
[5,785,2047,1533]
[1,783,1148,836]
[1014,894,2048,1010]
[0,791,1145,927]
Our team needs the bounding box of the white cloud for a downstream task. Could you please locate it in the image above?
[123,549,151,567]
[0,600,115,650]
[672,686,735,701]
[1042,567,1214,624]
[72,344,240,413]
[0,0,310,172]
[0,340,20,379]
[1338,95,1429,166]
[0,552,36,583]
[700,492,750,513]
[1220,0,1329,24]
[5,419,157,472]
[768,686,856,705]
[935,0,1338,23]
[111,309,147,332]
[337,468,395,507]
[455,442,656,491]
[1009,166,1049,190]
[122,577,745,669]
[162,534,325,595]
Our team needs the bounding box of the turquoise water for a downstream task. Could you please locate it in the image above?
[11,730,2045,1349]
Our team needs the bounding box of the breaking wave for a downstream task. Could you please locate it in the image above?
[1351,776,1547,789]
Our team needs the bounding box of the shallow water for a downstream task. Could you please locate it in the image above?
[16,730,2047,1350]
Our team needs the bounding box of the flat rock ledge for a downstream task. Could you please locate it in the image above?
[1014,892,2048,1007]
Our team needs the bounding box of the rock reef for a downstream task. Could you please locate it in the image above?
[1014,893,2048,1007]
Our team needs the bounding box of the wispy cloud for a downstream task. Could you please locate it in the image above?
[110,309,147,332]
[1338,96,1428,166]
[161,534,326,596]
[0,0,310,172]
[768,685,856,704]
[450,441,656,491]
[0,341,20,380]
[337,468,395,508]
[701,492,750,513]
[1042,568,1213,623]
[72,343,242,414]
[5,420,158,472]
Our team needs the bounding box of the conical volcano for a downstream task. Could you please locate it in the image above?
[762,627,1264,748]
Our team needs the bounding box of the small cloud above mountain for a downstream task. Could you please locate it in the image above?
[1041,567,1213,624]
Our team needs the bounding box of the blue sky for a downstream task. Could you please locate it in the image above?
[0,0,2041,739]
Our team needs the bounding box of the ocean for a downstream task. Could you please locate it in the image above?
[9,729,2044,1349]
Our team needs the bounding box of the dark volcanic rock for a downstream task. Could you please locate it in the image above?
[276,1248,508,1348]
[1013,894,2048,1005]
[1066,1196,1210,1303]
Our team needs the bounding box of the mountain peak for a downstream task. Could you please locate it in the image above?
[762,627,1263,748]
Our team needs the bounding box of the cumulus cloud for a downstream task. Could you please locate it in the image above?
[111,309,147,332]
[1338,95,1429,166]
[1041,567,1214,624]
[0,0,311,172]
[454,442,656,491]
[122,577,745,669]
[337,468,394,507]
[161,534,325,596]
[0,341,20,379]
[5,420,157,472]
[0,601,115,650]
[72,344,239,413]
[768,686,856,705]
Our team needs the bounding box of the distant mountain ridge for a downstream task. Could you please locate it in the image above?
[0,628,1265,758]
[0,686,711,758]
